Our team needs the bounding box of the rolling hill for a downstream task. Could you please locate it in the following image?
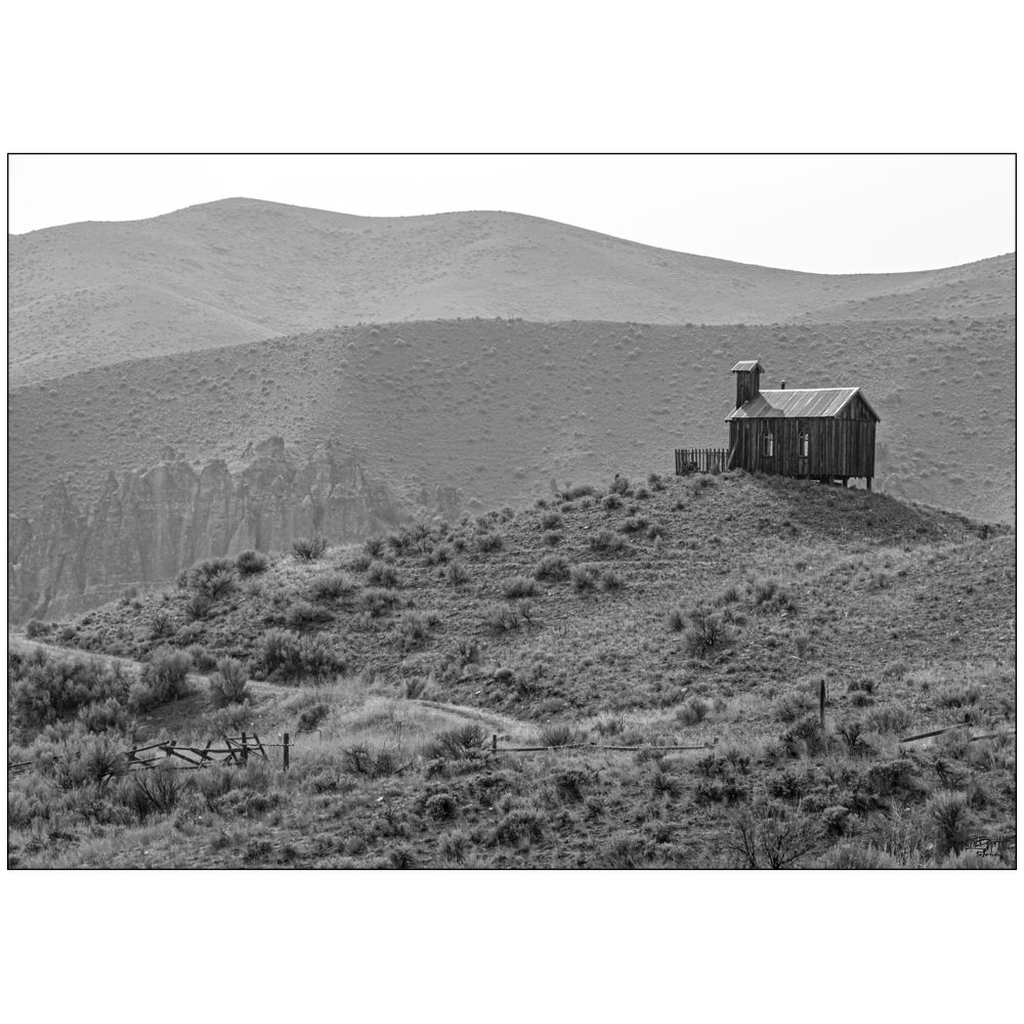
[9,198,1014,386]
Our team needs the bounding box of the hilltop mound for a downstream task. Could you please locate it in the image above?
[9,198,1014,386]
[40,472,1014,716]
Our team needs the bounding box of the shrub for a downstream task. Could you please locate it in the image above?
[633,486,651,500]
[590,529,627,554]
[864,706,913,735]
[308,572,357,602]
[561,484,596,500]
[185,558,237,599]
[150,610,175,639]
[445,560,470,586]
[620,515,649,534]
[775,691,816,723]
[935,684,981,708]
[25,619,49,639]
[929,791,975,858]
[647,473,666,492]
[236,550,269,575]
[647,521,668,540]
[209,658,248,708]
[367,560,400,588]
[553,769,588,802]
[493,808,544,846]
[347,551,373,572]
[298,636,345,685]
[439,829,471,863]
[77,697,130,734]
[570,564,600,594]
[361,587,400,617]
[726,798,823,868]
[404,676,428,699]
[132,649,192,712]
[10,651,131,731]
[781,715,827,757]
[425,792,459,822]
[186,592,213,621]
[424,542,454,566]
[483,603,522,632]
[534,554,569,580]
[186,645,218,673]
[476,531,504,553]
[297,702,330,733]
[255,629,303,680]
[503,576,538,599]
[423,724,486,760]
[683,608,731,658]
[540,511,563,530]
[285,601,333,630]
[341,745,403,778]
[609,475,631,495]
[750,578,797,614]
[816,844,900,869]
[676,697,709,726]
[397,610,431,648]
[602,493,622,510]
[542,530,563,547]
[293,537,328,561]
[539,724,578,747]
[364,536,385,557]
[129,762,186,816]
[601,569,625,591]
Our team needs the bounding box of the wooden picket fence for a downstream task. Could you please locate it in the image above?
[675,447,730,475]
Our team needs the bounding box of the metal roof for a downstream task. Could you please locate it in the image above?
[730,360,765,373]
[725,387,880,421]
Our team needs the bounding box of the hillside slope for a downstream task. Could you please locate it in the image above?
[9,198,1014,385]
[10,474,1014,868]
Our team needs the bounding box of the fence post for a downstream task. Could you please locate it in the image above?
[240,731,249,766]
[492,733,497,753]
[283,732,290,771]
[819,680,826,728]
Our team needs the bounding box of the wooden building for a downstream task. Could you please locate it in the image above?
[724,360,879,488]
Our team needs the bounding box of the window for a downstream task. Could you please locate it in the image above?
[799,432,809,458]
[763,431,774,457]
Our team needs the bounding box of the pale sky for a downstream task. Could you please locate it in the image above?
[7,154,1014,275]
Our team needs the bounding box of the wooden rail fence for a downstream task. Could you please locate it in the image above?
[675,447,730,475]
[8,731,292,776]
[490,735,718,753]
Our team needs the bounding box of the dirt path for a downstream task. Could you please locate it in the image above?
[8,632,530,736]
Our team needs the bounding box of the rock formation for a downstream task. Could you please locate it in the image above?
[8,438,449,621]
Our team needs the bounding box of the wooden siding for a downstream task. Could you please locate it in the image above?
[728,416,876,479]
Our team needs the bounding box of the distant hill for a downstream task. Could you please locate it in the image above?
[9,198,1014,386]
[9,316,1015,524]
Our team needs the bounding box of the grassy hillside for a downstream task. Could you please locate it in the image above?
[9,198,1014,386]
[10,472,1015,868]
[9,316,1015,524]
